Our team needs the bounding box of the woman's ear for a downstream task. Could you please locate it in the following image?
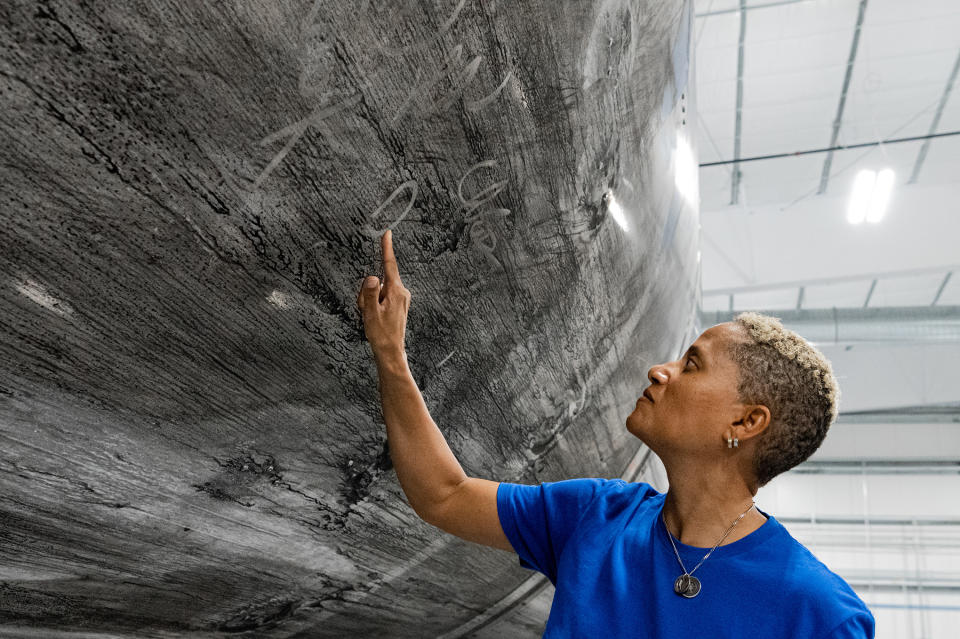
[739,405,771,440]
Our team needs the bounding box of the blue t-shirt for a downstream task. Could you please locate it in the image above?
[497,478,875,638]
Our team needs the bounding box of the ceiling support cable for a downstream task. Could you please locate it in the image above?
[909,49,960,184]
[699,129,960,167]
[817,0,869,195]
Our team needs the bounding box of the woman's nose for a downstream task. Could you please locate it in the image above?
[647,366,669,384]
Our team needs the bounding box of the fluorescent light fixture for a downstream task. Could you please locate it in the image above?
[847,170,875,224]
[867,168,894,223]
[848,168,895,224]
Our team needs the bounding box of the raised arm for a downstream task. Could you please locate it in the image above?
[356,231,512,552]
[374,351,512,551]
[371,347,467,520]
[425,477,513,551]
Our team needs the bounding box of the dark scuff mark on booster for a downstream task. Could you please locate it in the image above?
[338,438,393,507]
[215,596,300,634]
[192,452,284,507]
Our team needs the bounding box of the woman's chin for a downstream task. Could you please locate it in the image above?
[626,416,658,445]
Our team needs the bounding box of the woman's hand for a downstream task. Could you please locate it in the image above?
[357,230,411,361]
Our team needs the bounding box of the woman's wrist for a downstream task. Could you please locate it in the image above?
[373,347,408,374]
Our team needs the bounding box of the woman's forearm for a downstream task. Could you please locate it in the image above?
[374,349,468,519]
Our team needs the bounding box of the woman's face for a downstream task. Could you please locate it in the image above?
[625,322,747,458]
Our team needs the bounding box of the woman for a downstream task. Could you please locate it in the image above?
[358,230,875,637]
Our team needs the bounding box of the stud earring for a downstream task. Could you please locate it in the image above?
[734,437,739,448]
[726,436,733,449]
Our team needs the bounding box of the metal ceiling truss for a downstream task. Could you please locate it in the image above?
[838,406,960,424]
[702,304,960,345]
[703,263,959,310]
[731,0,747,205]
[909,49,960,184]
[780,514,960,526]
[818,0,869,195]
[698,0,959,209]
[792,461,960,475]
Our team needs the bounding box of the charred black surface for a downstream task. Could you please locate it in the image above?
[0,0,699,636]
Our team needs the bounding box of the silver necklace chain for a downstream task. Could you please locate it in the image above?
[661,501,756,577]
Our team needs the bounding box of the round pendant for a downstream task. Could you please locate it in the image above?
[674,574,701,598]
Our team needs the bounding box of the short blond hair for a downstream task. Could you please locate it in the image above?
[725,312,841,488]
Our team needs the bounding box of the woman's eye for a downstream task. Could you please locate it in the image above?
[685,358,695,369]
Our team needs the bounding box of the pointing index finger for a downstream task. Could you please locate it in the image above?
[382,229,400,285]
